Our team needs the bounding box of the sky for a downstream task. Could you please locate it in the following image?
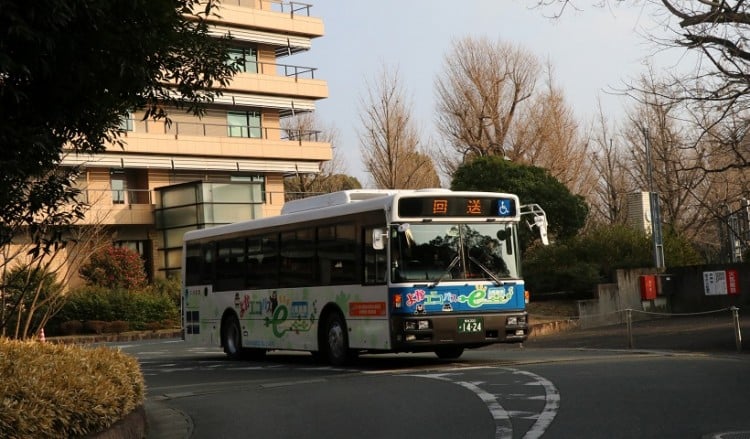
[294,1,676,186]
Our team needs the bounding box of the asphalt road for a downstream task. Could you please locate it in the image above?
[118,314,749,439]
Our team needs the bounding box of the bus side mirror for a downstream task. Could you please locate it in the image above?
[372,228,386,250]
[534,215,549,245]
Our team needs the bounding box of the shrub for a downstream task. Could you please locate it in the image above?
[59,321,83,336]
[523,224,704,296]
[106,320,130,334]
[53,284,180,331]
[0,338,144,438]
[83,320,107,335]
[79,246,147,290]
[1,265,63,338]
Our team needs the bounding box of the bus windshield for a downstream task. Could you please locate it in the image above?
[390,223,518,283]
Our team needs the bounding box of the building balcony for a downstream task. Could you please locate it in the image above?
[80,189,155,225]
[213,1,324,39]
[115,119,332,163]
[76,188,290,226]
[226,61,328,99]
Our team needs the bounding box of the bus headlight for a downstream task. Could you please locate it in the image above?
[404,320,430,331]
[507,316,526,326]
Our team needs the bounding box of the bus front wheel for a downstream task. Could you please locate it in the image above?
[435,346,464,359]
[323,313,350,366]
[222,314,242,360]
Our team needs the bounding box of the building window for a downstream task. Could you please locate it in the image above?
[231,174,266,202]
[227,111,261,138]
[119,111,134,132]
[227,47,258,73]
[110,169,126,204]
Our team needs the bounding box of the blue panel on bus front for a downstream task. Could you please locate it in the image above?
[390,283,525,314]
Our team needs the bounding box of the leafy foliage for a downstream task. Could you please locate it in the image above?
[78,246,147,289]
[53,286,179,332]
[523,224,703,296]
[451,156,589,244]
[0,266,63,338]
[0,0,237,252]
[0,339,144,438]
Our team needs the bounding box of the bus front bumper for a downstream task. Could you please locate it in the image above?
[390,312,529,351]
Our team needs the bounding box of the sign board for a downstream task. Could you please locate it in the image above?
[703,270,740,296]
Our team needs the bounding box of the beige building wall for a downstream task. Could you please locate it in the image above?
[56,2,330,280]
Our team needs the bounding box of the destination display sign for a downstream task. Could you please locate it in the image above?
[397,196,516,218]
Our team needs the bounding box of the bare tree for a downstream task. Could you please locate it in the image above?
[620,70,737,249]
[435,36,540,173]
[283,114,361,197]
[536,0,750,172]
[510,65,598,197]
[589,98,635,225]
[359,66,440,189]
[434,38,595,197]
[0,165,113,339]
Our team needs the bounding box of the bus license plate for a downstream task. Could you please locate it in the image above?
[458,317,483,333]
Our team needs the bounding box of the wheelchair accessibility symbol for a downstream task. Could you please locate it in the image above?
[498,200,512,216]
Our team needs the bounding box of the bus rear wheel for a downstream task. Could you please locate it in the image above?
[323,313,351,366]
[435,346,465,359]
[222,314,243,360]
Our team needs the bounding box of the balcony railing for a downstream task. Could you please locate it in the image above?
[122,120,322,144]
[240,60,318,79]
[223,0,313,17]
[81,188,154,206]
[82,189,291,207]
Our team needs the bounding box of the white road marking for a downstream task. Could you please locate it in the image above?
[513,369,559,439]
[456,380,513,439]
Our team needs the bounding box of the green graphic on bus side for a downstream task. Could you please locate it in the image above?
[457,285,514,307]
[263,302,315,338]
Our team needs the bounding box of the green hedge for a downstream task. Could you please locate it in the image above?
[51,284,179,333]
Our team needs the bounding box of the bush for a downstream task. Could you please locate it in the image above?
[83,320,107,335]
[523,224,703,296]
[1,265,63,338]
[107,320,130,334]
[0,338,144,438]
[78,246,147,290]
[53,284,180,332]
[59,321,83,336]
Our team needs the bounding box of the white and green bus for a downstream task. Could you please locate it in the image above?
[182,189,548,365]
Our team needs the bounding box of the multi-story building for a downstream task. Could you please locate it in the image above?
[62,0,330,280]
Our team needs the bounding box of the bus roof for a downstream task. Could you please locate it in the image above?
[183,189,519,243]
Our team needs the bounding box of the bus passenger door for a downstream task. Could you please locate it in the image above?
[364,226,387,284]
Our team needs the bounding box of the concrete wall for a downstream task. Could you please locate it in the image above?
[577,264,748,328]
[667,263,749,313]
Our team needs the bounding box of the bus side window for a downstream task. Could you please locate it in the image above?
[364,226,386,284]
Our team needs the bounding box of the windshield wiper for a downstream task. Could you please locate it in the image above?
[467,255,503,286]
[429,255,461,288]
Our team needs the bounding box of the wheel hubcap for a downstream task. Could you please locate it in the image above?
[328,322,344,358]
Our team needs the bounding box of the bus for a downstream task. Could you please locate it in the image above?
[181,189,549,365]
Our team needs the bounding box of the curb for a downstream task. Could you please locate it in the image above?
[45,330,182,345]
[85,405,146,439]
[529,318,579,338]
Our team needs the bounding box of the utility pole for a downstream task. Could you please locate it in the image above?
[643,126,665,270]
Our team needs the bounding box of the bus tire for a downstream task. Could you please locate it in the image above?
[323,312,350,366]
[434,346,464,359]
[242,348,267,361]
[222,314,243,360]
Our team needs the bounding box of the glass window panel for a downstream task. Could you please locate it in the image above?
[164,226,195,249]
[160,186,198,207]
[209,183,258,203]
[165,249,183,269]
[227,112,247,138]
[204,204,257,224]
[157,206,198,229]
